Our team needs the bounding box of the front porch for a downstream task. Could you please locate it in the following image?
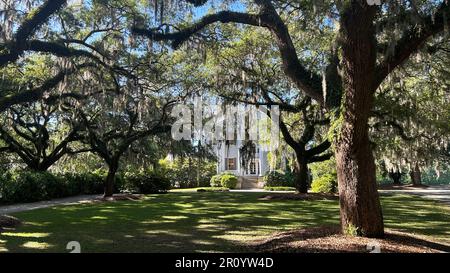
[237,176,265,189]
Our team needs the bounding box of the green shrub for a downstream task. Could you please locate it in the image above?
[311,174,337,193]
[64,172,105,195]
[210,174,222,187]
[310,158,337,179]
[263,170,294,187]
[210,172,235,187]
[220,174,238,189]
[0,169,130,204]
[124,170,170,194]
[0,171,66,203]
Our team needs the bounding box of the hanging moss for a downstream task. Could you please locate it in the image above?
[239,140,256,169]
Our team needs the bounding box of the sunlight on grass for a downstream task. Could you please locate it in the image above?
[25,221,51,227]
[1,192,448,252]
[141,219,176,224]
[215,232,269,242]
[95,239,114,244]
[145,230,191,237]
[1,232,50,238]
[190,240,216,246]
[162,215,189,220]
[0,242,8,252]
[22,241,53,249]
[196,224,226,230]
[90,216,108,220]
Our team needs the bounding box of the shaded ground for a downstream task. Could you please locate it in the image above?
[0,192,449,253]
[247,226,450,253]
[0,215,21,230]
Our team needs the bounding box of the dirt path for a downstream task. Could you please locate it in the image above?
[379,185,450,206]
[0,194,101,215]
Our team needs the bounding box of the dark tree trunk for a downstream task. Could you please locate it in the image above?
[293,150,309,194]
[389,171,402,185]
[410,163,422,186]
[28,165,49,172]
[104,161,118,198]
[335,3,384,238]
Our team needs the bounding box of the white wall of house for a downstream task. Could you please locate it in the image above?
[215,140,270,177]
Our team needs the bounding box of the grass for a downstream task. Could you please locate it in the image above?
[264,186,296,191]
[0,192,449,253]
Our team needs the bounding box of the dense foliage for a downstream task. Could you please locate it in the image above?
[0,171,107,203]
[123,170,171,194]
[263,170,294,187]
[309,159,338,193]
[220,174,238,189]
[161,158,216,188]
[210,172,238,189]
[311,174,337,194]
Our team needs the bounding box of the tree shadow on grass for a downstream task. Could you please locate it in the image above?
[0,192,449,252]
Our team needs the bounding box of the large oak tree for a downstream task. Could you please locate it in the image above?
[132,0,450,237]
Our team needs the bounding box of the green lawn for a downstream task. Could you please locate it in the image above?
[1,192,449,253]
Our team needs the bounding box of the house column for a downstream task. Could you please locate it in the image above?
[237,147,242,175]
[258,150,263,176]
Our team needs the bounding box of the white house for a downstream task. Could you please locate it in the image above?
[215,140,270,189]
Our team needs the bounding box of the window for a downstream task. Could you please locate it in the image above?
[226,158,237,170]
[249,160,257,174]
[228,140,237,145]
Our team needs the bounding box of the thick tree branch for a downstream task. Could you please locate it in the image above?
[0,63,93,113]
[0,0,67,67]
[308,153,333,163]
[306,139,331,158]
[132,0,324,104]
[375,1,450,89]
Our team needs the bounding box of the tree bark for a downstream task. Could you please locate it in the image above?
[104,161,118,198]
[293,150,309,194]
[335,3,384,238]
[410,163,422,186]
[389,171,402,185]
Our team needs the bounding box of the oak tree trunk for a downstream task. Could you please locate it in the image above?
[410,163,422,186]
[389,171,402,185]
[293,150,309,194]
[335,3,384,237]
[104,162,118,198]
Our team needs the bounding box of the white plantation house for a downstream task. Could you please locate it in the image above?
[215,140,271,189]
[170,98,281,188]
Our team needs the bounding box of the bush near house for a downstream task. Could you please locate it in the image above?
[210,174,223,187]
[210,172,238,189]
[263,170,294,187]
[220,174,238,189]
[0,170,110,203]
[0,169,173,204]
[123,170,171,194]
